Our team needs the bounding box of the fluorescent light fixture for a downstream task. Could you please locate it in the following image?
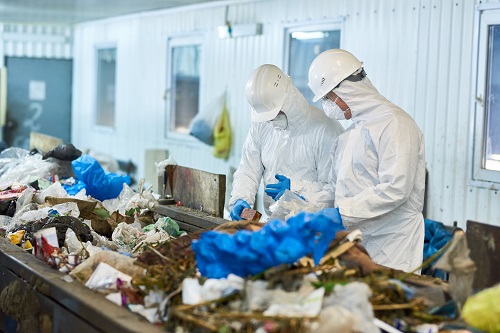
[291,31,325,40]
[217,23,262,39]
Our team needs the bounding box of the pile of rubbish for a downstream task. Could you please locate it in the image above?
[0,144,499,333]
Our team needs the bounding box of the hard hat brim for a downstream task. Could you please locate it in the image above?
[250,105,281,122]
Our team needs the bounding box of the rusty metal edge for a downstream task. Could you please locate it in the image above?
[156,205,226,231]
[0,237,167,333]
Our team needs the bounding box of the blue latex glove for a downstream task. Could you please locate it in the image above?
[230,199,251,221]
[192,211,346,279]
[265,174,291,200]
[319,207,343,226]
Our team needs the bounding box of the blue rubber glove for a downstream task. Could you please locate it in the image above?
[265,174,291,200]
[230,199,251,221]
[319,207,343,226]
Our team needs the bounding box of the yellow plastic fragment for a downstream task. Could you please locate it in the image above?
[462,284,500,333]
[7,230,26,245]
[23,240,33,251]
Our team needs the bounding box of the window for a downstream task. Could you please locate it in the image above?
[471,6,500,187]
[284,22,342,108]
[166,36,202,135]
[95,47,116,128]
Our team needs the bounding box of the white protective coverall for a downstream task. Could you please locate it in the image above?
[230,85,345,217]
[331,77,425,272]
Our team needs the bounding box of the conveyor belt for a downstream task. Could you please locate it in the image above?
[0,237,165,333]
[155,204,227,233]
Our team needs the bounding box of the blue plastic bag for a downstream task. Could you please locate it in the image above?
[71,155,131,201]
[192,211,345,279]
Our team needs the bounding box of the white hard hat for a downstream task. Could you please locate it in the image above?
[246,64,291,122]
[307,49,363,102]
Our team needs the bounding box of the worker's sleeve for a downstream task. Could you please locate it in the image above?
[289,120,344,209]
[339,120,423,223]
[229,125,264,209]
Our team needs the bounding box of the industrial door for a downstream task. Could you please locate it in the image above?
[4,57,72,149]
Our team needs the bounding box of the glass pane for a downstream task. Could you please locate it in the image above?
[170,44,200,133]
[485,25,500,171]
[288,30,340,108]
[96,48,116,127]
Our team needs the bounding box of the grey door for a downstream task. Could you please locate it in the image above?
[4,57,72,149]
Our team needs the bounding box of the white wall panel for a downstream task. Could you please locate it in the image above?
[70,0,500,227]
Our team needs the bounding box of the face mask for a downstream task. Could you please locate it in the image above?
[270,111,288,130]
[322,98,345,120]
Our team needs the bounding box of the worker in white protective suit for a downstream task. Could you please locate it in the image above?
[229,64,345,220]
[308,49,426,272]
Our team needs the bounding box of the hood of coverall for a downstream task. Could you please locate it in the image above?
[333,76,390,123]
[279,84,312,132]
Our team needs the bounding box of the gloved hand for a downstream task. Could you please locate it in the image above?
[230,199,251,221]
[265,174,291,200]
[319,207,343,226]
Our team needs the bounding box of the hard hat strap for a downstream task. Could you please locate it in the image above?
[344,68,366,83]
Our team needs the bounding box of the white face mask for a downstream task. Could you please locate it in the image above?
[270,111,288,130]
[322,98,345,120]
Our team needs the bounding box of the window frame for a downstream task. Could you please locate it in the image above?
[94,44,117,131]
[283,20,343,112]
[164,34,204,142]
[470,4,500,189]
[283,20,344,74]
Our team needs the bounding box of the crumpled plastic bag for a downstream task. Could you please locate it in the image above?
[101,180,157,218]
[212,100,231,159]
[189,95,224,145]
[43,143,82,161]
[34,181,69,204]
[69,250,145,284]
[318,282,379,333]
[192,210,345,279]
[143,217,183,238]
[72,154,131,201]
[0,149,72,190]
[112,222,145,252]
[461,284,500,333]
[269,189,319,221]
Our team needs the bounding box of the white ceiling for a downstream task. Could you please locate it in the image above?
[0,0,224,25]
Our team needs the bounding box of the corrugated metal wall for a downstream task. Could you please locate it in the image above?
[66,0,499,227]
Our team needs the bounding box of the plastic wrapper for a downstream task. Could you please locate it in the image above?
[143,217,183,238]
[155,157,177,178]
[0,147,30,179]
[320,282,379,333]
[181,274,244,305]
[0,153,66,191]
[16,202,80,225]
[85,262,132,292]
[111,222,145,252]
[65,228,101,257]
[0,215,15,233]
[132,229,169,253]
[264,287,325,318]
[34,181,69,204]
[90,230,119,251]
[269,190,320,221]
[69,250,145,284]
[14,187,35,215]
